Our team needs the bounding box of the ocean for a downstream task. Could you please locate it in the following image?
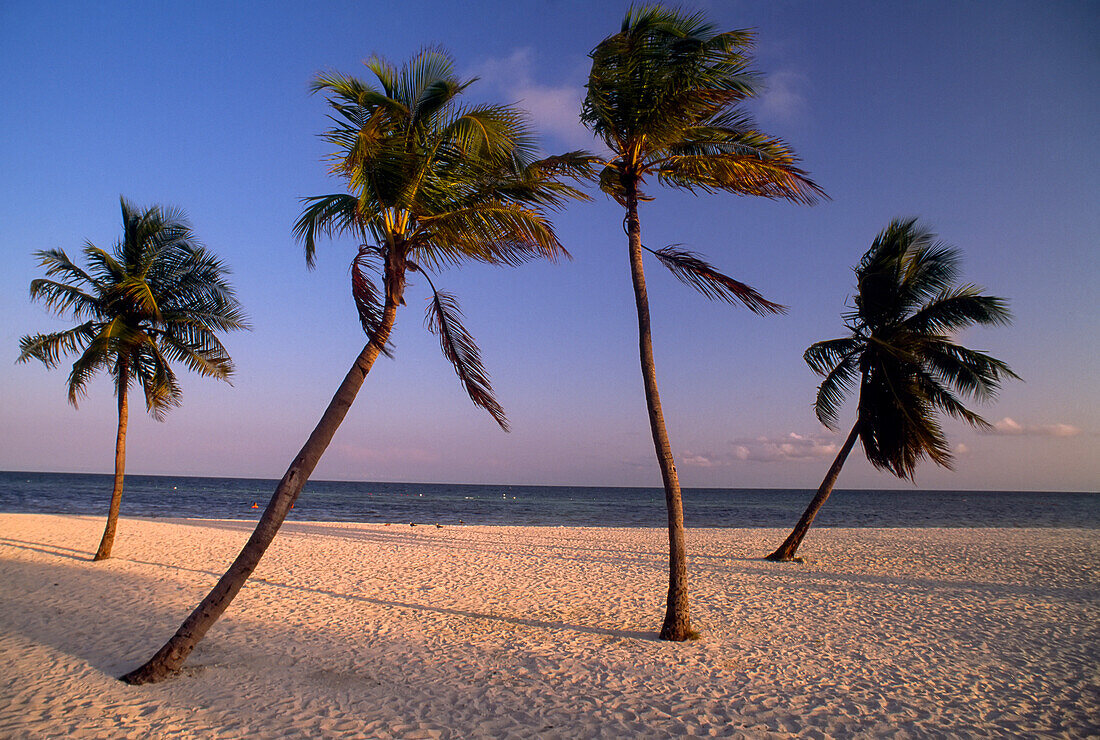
[1,471,1096,528]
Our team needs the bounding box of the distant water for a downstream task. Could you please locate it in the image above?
[1,471,1096,528]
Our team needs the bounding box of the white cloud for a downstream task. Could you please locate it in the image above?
[985,417,1082,438]
[683,432,839,466]
[471,48,597,150]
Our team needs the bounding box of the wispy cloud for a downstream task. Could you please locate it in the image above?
[754,69,809,124]
[471,48,596,150]
[684,432,839,466]
[984,417,1082,438]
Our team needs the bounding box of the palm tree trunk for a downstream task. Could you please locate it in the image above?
[766,422,860,562]
[623,180,693,641]
[94,379,129,561]
[120,270,404,685]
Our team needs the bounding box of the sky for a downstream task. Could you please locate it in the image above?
[1,0,1096,492]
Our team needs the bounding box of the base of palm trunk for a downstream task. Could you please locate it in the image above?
[659,622,700,641]
[120,647,186,685]
[764,550,804,563]
[120,663,176,685]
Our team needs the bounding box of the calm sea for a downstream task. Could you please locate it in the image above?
[1,471,1096,528]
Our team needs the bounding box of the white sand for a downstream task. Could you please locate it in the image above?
[0,514,1096,739]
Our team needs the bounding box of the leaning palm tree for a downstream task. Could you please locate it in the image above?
[766,218,1018,562]
[18,198,248,560]
[121,50,589,684]
[581,4,825,639]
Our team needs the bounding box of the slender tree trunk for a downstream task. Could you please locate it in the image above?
[120,270,404,685]
[766,422,861,562]
[93,379,128,561]
[623,180,693,641]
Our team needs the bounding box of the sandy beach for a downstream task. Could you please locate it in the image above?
[0,514,1096,738]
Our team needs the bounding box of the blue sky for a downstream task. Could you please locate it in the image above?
[1,1,1096,491]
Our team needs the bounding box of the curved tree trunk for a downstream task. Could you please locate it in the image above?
[766,422,860,562]
[623,180,693,641]
[121,269,404,685]
[93,379,128,561]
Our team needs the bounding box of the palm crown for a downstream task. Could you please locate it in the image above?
[19,198,248,418]
[294,49,590,429]
[806,218,1019,479]
[582,5,824,207]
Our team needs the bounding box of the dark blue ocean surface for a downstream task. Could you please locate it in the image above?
[0,471,1096,528]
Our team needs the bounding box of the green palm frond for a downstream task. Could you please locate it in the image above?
[27,278,102,319]
[82,244,126,285]
[156,324,234,380]
[413,204,568,268]
[648,245,785,314]
[425,289,508,431]
[294,194,363,268]
[18,323,99,368]
[34,248,99,288]
[65,333,113,406]
[133,342,182,420]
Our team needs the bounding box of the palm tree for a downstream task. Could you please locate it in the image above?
[18,198,248,560]
[766,218,1018,562]
[121,50,589,684]
[581,4,825,639]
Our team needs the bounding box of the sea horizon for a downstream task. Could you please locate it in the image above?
[3,470,1097,529]
[2,469,1096,495]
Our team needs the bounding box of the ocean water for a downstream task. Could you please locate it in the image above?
[0,471,1096,528]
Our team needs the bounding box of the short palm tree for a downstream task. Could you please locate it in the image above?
[766,218,1018,562]
[582,4,825,639]
[18,198,248,560]
[121,50,589,684]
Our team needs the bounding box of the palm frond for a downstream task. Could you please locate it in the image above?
[351,246,394,358]
[27,278,102,319]
[811,349,860,429]
[912,365,991,429]
[649,245,785,314]
[294,194,362,267]
[424,289,508,431]
[922,339,1020,402]
[156,325,234,381]
[18,323,99,368]
[33,248,99,289]
[65,333,113,407]
[903,288,1013,335]
[133,342,182,420]
[803,335,862,376]
[657,151,825,205]
[858,369,953,479]
[81,244,125,285]
[413,204,568,268]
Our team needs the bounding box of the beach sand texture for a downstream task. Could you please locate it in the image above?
[1,514,1096,738]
